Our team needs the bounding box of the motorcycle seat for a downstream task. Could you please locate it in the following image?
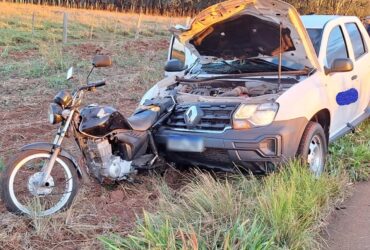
[127,110,158,131]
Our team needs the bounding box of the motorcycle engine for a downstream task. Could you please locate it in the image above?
[86,139,133,181]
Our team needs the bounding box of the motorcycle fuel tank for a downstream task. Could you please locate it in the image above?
[79,105,130,137]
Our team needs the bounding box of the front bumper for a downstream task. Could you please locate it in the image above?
[155,117,308,173]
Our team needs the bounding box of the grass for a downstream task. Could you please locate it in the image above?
[0,2,179,96]
[0,4,174,247]
[0,159,4,172]
[328,119,370,181]
[0,2,369,249]
[101,120,369,249]
[100,162,346,249]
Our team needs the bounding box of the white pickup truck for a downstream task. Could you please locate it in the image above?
[141,0,370,175]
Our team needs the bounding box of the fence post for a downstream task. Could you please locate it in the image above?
[135,11,143,40]
[89,24,94,40]
[63,12,68,44]
[32,12,35,37]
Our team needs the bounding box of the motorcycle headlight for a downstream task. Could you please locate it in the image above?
[233,103,279,129]
[53,90,72,108]
[48,103,63,125]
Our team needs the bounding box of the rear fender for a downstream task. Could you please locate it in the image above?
[20,142,83,178]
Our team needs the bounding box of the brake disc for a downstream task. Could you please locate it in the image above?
[28,172,55,196]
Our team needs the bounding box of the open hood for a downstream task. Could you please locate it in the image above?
[173,0,319,69]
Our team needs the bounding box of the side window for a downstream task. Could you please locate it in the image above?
[345,23,366,59]
[170,37,186,64]
[326,26,348,67]
[307,28,323,56]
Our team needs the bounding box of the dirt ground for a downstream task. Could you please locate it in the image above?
[323,182,370,250]
[0,37,189,249]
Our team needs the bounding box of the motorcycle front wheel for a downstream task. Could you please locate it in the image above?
[1,150,79,217]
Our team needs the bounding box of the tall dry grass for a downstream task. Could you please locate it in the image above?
[100,162,347,249]
[3,0,370,17]
[0,2,187,38]
[100,120,369,249]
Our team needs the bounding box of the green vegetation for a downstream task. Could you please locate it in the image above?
[0,2,368,249]
[328,119,370,181]
[0,159,4,172]
[100,162,346,249]
[101,121,369,249]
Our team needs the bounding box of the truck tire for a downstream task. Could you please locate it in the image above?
[297,121,328,176]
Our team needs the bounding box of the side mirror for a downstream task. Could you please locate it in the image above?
[165,59,186,72]
[325,58,353,75]
[66,67,73,80]
[92,55,112,68]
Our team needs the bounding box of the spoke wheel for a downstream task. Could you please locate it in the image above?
[1,150,79,216]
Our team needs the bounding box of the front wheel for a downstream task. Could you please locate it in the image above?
[1,150,79,216]
[297,121,328,176]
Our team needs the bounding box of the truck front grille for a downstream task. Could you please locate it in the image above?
[167,103,238,131]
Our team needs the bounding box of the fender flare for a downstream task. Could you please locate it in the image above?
[20,142,83,178]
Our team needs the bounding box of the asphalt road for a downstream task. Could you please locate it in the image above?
[324,182,370,250]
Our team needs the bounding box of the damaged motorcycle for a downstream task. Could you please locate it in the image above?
[1,55,175,216]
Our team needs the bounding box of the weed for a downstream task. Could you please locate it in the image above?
[328,120,370,181]
[45,75,71,89]
[100,121,370,249]
[0,64,16,78]
[0,159,5,172]
[101,162,346,249]
[0,46,9,58]
[257,162,346,249]
[27,197,53,238]
[25,62,47,78]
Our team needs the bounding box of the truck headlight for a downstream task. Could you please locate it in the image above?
[233,103,279,129]
[48,103,63,125]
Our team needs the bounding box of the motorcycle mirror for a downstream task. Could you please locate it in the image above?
[67,67,73,80]
[92,55,112,68]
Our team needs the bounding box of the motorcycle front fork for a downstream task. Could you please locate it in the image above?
[40,110,76,185]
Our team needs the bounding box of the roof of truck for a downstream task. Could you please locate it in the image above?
[301,15,340,29]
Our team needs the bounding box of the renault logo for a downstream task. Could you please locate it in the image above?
[184,106,203,126]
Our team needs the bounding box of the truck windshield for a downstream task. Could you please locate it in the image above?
[307,28,323,56]
[191,57,306,75]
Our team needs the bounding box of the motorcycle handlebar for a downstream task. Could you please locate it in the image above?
[90,80,106,88]
[79,80,106,91]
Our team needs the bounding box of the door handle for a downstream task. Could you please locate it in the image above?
[351,75,358,81]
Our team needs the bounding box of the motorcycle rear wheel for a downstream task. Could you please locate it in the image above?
[1,150,79,217]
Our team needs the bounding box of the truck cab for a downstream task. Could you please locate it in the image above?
[301,15,370,139]
[141,0,370,175]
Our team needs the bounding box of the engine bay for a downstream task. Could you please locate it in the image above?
[171,78,299,104]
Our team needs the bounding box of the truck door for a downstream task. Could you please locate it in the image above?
[165,36,186,77]
[320,24,356,136]
[165,35,197,77]
[342,22,370,119]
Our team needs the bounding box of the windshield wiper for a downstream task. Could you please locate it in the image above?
[177,69,310,83]
[220,60,242,73]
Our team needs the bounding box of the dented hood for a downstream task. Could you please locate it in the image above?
[174,0,319,69]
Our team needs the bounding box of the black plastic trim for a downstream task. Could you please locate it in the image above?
[155,117,308,172]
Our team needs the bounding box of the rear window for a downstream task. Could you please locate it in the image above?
[345,23,366,59]
[307,28,323,55]
[326,26,349,67]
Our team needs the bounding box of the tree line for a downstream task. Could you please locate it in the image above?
[4,0,370,17]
